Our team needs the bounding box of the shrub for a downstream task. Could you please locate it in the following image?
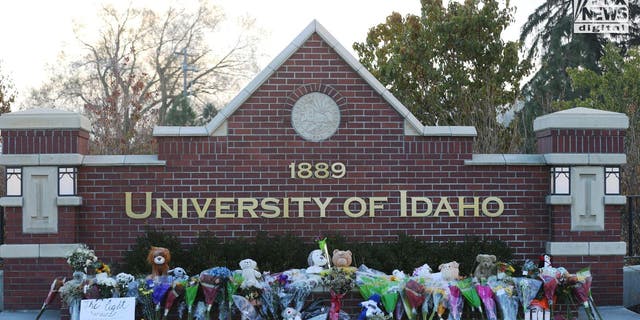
[120,229,513,277]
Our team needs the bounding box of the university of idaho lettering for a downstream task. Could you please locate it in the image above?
[125,191,504,219]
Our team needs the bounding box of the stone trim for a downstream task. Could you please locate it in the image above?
[604,195,627,205]
[0,154,165,167]
[533,107,629,131]
[0,154,84,166]
[0,243,82,258]
[546,241,627,256]
[0,108,91,131]
[546,195,572,205]
[544,153,626,165]
[465,154,546,166]
[82,155,166,166]
[154,20,476,138]
[0,197,22,207]
[57,196,82,206]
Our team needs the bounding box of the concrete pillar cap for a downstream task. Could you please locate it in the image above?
[533,107,628,132]
[0,108,91,131]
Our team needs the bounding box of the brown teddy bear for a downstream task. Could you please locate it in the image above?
[331,249,352,267]
[147,246,171,278]
[473,254,497,281]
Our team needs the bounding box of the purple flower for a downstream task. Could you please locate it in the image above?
[152,282,171,305]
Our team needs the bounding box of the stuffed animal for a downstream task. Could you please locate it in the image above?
[331,249,352,268]
[169,267,189,282]
[147,246,171,278]
[359,297,384,320]
[438,261,460,282]
[306,249,329,274]
[474,254,497,281]
[239,258,262,288]
[281,307,302,320]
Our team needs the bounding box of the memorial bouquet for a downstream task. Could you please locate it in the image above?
[65,244,98,273]
[200,267,232,317]
[321,267,356,320]
[59,272,86,320]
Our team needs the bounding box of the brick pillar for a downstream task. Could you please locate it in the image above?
[535,107,628,305]
[0,109,90,309]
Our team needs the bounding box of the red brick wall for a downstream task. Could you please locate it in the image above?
[1,129,89,154]
[536,128,626,154]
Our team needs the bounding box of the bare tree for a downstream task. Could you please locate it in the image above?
[26,1,261,153]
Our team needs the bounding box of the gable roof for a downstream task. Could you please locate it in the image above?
[153,20,476,138]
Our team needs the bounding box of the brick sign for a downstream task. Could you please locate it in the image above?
[0,21,629,308]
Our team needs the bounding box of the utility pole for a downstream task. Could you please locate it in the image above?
[174,48,197,96]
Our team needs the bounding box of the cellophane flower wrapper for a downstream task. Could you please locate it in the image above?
[291,277,317,311]
[232,294,261,320]
[420,288,432,320]
[380,279,400,316]
[164,281,186,317]
[447,285,463,320]
[401,279,427,320]
[539,274,558,308]
[489,279,517,320]
[430,286,449,320]
[514,277,542,314]
[200,267,231,314]
[184,277,200,319]
[152,278,172,316]
[455,278,481,312]
[475,284,497,320]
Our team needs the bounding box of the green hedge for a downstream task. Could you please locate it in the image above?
[120,229,514,277]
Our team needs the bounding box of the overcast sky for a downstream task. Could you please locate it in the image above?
[0,0,543,105]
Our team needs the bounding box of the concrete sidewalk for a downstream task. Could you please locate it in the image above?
[0,307,638,320]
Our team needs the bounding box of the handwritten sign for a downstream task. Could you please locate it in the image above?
[80,297,135,320]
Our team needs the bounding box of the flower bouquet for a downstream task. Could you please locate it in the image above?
[401,279,427,320]
[514,277,542,316]
[447,285,463,320]
[200,267,232,317]
[488,278,517,320]
[573,267,602,320]
[475,284,497,320]
[66,244,98,273]
[115,272,136,297]
[539,267,559,318]
[455,278,481,314]
[321,267,356,320]
[184,276,200,320]
[59,272,86,320]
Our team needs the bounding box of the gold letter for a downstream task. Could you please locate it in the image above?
[261,198,281,218]
[434,197,455,217]
[290,197,311,217]
[399,191,407,217]
[156,198,178,218]
[458,197,480,217]
[343,197,366,217]
[411,197,432,217]
[191,198,213,218]
[369,197,387,217]
[238,198,259,218]
[125,192,152,219]
[283,198,289,218]
[313,197,333,217]
[216,198,235,218]
[482,197,504,217]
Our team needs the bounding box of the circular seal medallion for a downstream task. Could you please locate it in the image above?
[291,92,340,142]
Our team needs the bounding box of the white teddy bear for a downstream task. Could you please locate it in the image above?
[306,249,328,274]
[168,267,189,282]
[239,258,262,289]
